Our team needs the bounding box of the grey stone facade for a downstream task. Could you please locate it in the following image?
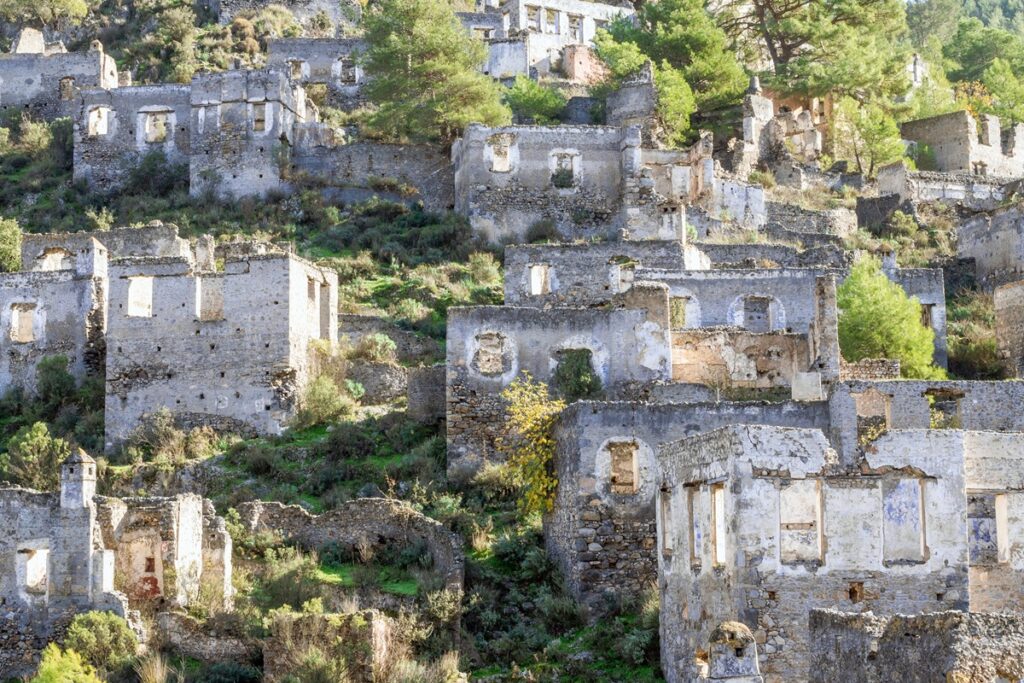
[901,110,1024,177]
[266,38,365,111]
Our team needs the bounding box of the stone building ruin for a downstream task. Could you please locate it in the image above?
[901,110,1024,178]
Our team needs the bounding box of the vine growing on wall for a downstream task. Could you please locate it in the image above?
[498,373,565,516]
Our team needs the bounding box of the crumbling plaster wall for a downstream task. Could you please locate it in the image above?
[670,329,811,388]
[73,84,192,192]
[658,426,971,683]
[808,609,1024,683]
[547,400,830,608]
[104,253,337,447]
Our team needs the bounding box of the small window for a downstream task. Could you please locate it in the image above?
[551,152,576,188]
[968,491,1009,565]
[196,276,224,322]
[59,77,74,100]
[473,332,506,375]
[144,557,156,573]
[688,487,700,567]
[19,548,48,594]
[853,388,891,445]
[338,57,357,84]
[529,264,550,296]
[544,8,558,32]
[743,295,771,332]
[568,14,582,41]
[526,5,540,30]
[882,478,927,565]
[711,483,726,567]
[488,134,514,173]
[10,303,35,343]
[87,106,110,136]
[920,303,934,329]
[609,441,638,495]
[473,27,492,40]
[127,276,154,317]
[289,60,304,80]
[144,112,168,143]
[926,389,964,429]
[253,103,267,132]
[660,487,673,557]
[779,479,822,564]
[319,283,331,341]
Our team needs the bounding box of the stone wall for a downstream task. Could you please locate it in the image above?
[407,365,445,424]
[21,223,190,267]
[446,304,672,477]
[696,243,852,270]
[959,203,1024,291]
[266,38,365,110]
[808,609,1024,683]
[547,400,830,608]
[338,314,441,364]
[0,40,117,120]
[0,239,107,394]
[657,426,973,683]
[670,328,811,389]
[73,84,192,192]
[839,358,901,380]
[877,162,1012,211]
[103,252,337,447]
[156,611,256,663]
[348,360,406,404]
[235,498,464,592]
[995,280,1024,378]
[263,610,393,683]
[901,110,1024,177]
[291,140,455,212]
[765,202,856,238]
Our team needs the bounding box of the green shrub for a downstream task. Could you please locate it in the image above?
[551,349,602,402]
[4,422,70,490]
[748,169,776,189]
[280,647,350,683]
[30,645,102,683]
[0,216,20,272]
[63,611,137,675]
[293,376,358,429]
[524,220,559,244]
[503,75,566,124]
[198,662,263,683]
[35,355,76,416]
[550,167,575,188]
[350,333,398,363]
[887,210,919,237]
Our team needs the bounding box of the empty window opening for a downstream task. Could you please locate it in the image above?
[670,296,690,330]
[687,486,700,567]
[127,276,154,317]
[711,483,726,567]
[18,548,48,595]
[143,112,168,143]
[289,59,304,79]
[38,247,72,271]
[743,295,771,332]
[779,479,823,564]
[526,5,540,30]
[882,478,927,565]
[319,283,331,340]
[529,264,550,296]
[848,581,864,603]
[144,557,156,573]
[196,276,225,322]
[609,441,639,495]
[59,77,74,100]
[10,303,35,343]
[853,388,891,445]
[544,8,558,32]
[968,491,1010,565]
[488,134,513,173]
[568,14,582,41]
[253,103,267,132]
[473,331,507,376]
[87,106,110,136]
[551,152,576,188]
[920,303,935,329]
[338,57,357,84]
[926,389,964,429]
[660,487,673,556]
[473,27,492,39]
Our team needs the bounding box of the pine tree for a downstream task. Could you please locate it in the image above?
[362,0,511,142]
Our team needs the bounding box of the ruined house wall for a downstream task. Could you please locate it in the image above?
[446,305,672,477]
[696,243,852,270]
[808,609,1024,683]
[503,240,687,307]
[876,162,1011,211]
[901,110,1024,177]
[658,426,970,683]
[890,267,947,366]
[0,241,107,394]
[670,329,811,388]
[73,84,192,192]
[21,223,190,267]
[452,123,628,242]
[829,380,1024,464]
[995,280,1024,378]
[959,203,1024,291]
[189,69,307,199]
[266,38,365,110]
[606,62,656,131]
[0,489,57,611]
[0,45,117,120]
[236,498,464,591]
[547,401,830,608]
[291,141,455,212]
[104,253,337,447]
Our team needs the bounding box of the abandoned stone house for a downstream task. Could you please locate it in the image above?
[656,424,1024,683]
[0,29,119,120]
[266,38,365,111]
[901,110,1024,178]
[0,451,231,667]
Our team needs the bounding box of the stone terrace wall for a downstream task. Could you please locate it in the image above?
[696,242,852,269]
[503,240,686,307]
[839,358,901,380]
[547,399,830,608]
[809,609,1024,683]
[959,203,1024,291]
[995,281,1024,378]
[292,141,455,212]
[407,365,445,424]
[765,201,856,237]
[236,498,464,592]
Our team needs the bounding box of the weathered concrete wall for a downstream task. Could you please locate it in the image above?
[266,38,365,110]
[995,280,1024,377]
[0,239,106,394]
[446,304,672,476]
[0,40,117,120]
[808,609,1024,683]
[236,498,464,592]
[658,426,972,683]
[73,84,192,192]
[901,110,1024,177]
[104,252,337,447]
[547,400,830,609]
[292,140,455,212]
[960,203,1024,291]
